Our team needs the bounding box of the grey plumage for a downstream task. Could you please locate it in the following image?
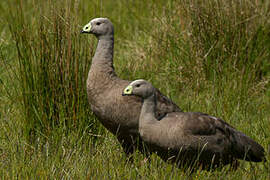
[123,79,265,170]
[81,18,182,156]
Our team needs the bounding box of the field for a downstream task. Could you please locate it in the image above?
[0,0,270,179]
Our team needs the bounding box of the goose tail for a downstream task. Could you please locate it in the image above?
[232,130,265,162]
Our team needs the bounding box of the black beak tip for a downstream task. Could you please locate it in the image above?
[80,30,85,34]
[122,93,132,96]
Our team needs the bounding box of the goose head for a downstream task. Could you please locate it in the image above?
[81,18,114,38]
[122,79,155,99]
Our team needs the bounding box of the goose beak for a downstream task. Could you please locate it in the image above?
[122,85,133,96]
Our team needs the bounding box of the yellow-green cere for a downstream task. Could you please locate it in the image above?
[82,22,91,33]
[123,85,133,95]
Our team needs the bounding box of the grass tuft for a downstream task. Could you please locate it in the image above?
[6,0,102,140]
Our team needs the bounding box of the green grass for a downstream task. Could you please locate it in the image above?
[0,0,270,178]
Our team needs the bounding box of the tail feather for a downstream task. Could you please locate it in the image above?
[231,130,265,162]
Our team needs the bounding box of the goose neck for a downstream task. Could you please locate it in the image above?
[140,94,157,124]
[92,36,114,66]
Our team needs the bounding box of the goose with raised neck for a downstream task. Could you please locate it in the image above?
[81,18,182,157]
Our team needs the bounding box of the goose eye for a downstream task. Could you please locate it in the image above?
[135,84,141,88]
[96,22,101,25]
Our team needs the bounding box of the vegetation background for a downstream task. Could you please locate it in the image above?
[0,0,269,178]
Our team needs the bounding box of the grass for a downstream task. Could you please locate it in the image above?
[0,0,270,178]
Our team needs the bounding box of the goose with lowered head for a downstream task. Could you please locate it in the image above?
[122,79,265,169]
